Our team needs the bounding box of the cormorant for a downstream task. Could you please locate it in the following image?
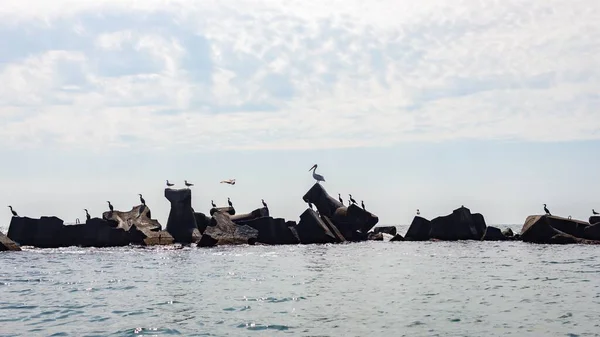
[309,164,325,183]
[338,193,343,204]
[228,197,233,208]
[184,180,194,188]
[211,200,216,208]
[84,209,91,221]
[417,209,420,215]
[361,200,365,210]
[139,194,146,205]
[262,199,268,208]
[107,201,114,212]
[349,194,357,205]
[166,180,174,187]
[8,206,17,217]
[543,204,551,216]
[593,209,599,215]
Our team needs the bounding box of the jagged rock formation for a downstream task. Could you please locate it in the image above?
[404,207,487,241]
[404,216,432,241]
[235,216,300,245]
[520,215,600,244]
[165,188,201,243]
[295,209,337,244]
[198,211,258,247]
[0,231,21,251]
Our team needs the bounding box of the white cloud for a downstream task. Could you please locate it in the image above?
[0,0,598,152]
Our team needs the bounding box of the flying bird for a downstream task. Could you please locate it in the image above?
[543,204,551,216]
[349,194,357,205]
[8,206,18,217]
[107,201,114,212]
[361,200,366,210]
[593,209,599,215]
[338,193,344,205]
[228,197,233,208]
[262,199,268,208]
[211,200,216,208]
[139,194,146,206]
[309,164,325,183]
[184,180,194,188]
[166,180,174,187]
[84,209,91,221]
[220,179,236,185]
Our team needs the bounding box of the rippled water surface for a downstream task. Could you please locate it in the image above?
[1,231,600,336]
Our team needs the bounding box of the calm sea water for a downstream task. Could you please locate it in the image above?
[1,225,599,337]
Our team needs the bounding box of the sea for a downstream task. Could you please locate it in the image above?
[1,224,599,337]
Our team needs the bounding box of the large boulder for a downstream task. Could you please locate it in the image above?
[429,206,487,240]
[404,216,432,241]
[129,226,174,246]
[0,231,21,251]
[236,216,300,245]
[373,226,397,236]
[321,215,347,242]
[73,218,131,247]
[295,209,338,244]
[8,216,70,248]
[589,216,600,225]
[584,223,600,241]
[331,204,379,241]
[302,183,343,218]
[102,204,161,232]
[165,188,201,243]
[194,212,211,234]
[520,215,599,244]
[199,211,258,247]
[482,226,507,241]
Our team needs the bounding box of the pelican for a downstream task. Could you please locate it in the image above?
[184,180,194,188]
[166,180,174,187]
[593,209,599,215]
[211,200,216,208]
[84,209,91,221]
[220,179,236,185]
[361,200,366,210]
[139,194,146,206]
[338,193,344,204]
[228,197,233,208]
[309,164,325,183]
[417,209,420,215]
[262,199,268,208]
[543,204,551,216]
[8,206,18,217]
[349,194,357,205]
[107,201,114,212]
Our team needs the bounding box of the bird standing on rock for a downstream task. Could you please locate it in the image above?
[544,204,551,216]
[338,193,343,205]
[139,194,146,206]
[211,200,216,208]
[185,180,194,188]
[228,197,233,208]
[349,194,357,205]
[361,200,366,210]
[8,206,18,217]
[417,209,420,216]
[593,209,599,215]
[166,180,174,187]
[262,199,268,208]
[84,209,91,221]
[107,201,114,212]
[309,164,325,183]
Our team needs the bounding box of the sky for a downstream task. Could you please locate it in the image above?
[0,0,599,232]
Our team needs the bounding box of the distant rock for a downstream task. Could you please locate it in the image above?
[199,211,258,247]
[373,226,397,236]
[295,209,338,244]
[482,226,507,241]
[102,204,161,232]
[520,215,600,244]
[404,216,432,241]
[164,188,201,243]
[589,216,600,225]
[429,206,487,240]
[0,231,21,251]
[502,228,514,237]
[235,216,300,245]
[302,183,343,218]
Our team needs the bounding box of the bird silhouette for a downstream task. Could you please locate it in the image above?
[220,179,236,185]
[361,200,366,210]
[262,199,268,208]
[543,204,551,216]
[166,180,174,187]
[211,200,216,208]
[107,201,114,212]
[228,197,233,208]
[8,206,18,217]
[309,164,325,183]
[139,194,146,205]
[84,209,91,221]
[417,209,420,216]
[338,193,344,204]
[184,180,194,188]
[349,194,357,205]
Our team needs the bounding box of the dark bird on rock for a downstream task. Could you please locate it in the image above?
[228,197,233,208]
[166,180,174,187]
[262,199,268,208]
[349,194,357,205]
[417,209,420,215]
[593,209,599,215]
[220,179,236,185]
[544,204,551,216]
[139,194,146,206]
[338,193,343,204]
[211,200,216,208]
[361,200,365,210]
[84,209,91,221]
[107,201,114,212]
[184,180,194,188]
[8,206,17,217]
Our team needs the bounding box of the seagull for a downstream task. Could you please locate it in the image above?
[166,180,174,187]
[309,164,325,183]
[184,180,194,188]
[8,206,18,217]
[262,199,268,208]
[228,197,233,208]
[211,200,216,208]
[593,209,599,215]
[349,194,357,205]
[138,194,146,206]
[338,193,344,205]
[220,179,236,185]
[543,204,551,216]
[84,209,91,221]
[417,209,420,216]
[361,200,366,210]
[107,201,114,212]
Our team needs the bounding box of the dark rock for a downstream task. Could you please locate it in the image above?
[482,226,507,241]
[589,216,600,225]
[129,226,174,246]
[520,215,593,244]
[331,204,379,241]
[199,212,258,247]
[429,206,487,240]
[502,228,514,237]
[302,183,343,218]
[165,188,202,243]
[404,216,432,241]
[76,218,131,247]
[236,216,300,245]
[194,212,211,234]
[295,209,337,244]
[210,207,235,216]
[584,223,600,241]
[0,231,21,251]
[321,215,346,242]
[367,232,384,241]
[373,226,397,236]
[549,233,600,244]
[390,234,405,242]
[230,207,269,222]
[8,216,68,248]
[102,204,161,232]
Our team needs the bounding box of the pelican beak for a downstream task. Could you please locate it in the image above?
[309,164,316,171]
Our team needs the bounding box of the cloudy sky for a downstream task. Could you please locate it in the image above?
[1,0,599,231]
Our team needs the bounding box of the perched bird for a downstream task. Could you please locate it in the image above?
[220,179,236,185]
[338,193,344,204]
[593,209,599,215]
[84,209,91,221]
[417,209,420,216]
[107,201,114,212]
[309,164,325,183]
[262,199,268,208]
[228,197,233,208]
[211,200,216,208]
[361,200,366,210]
[544,204,551,216]
[166,180,174,187]
[139,194,146,206]
[8,206,18,217]
[184,180,194,188]
[349,194,357,205]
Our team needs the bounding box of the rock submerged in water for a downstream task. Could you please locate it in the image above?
[1,231,21,251]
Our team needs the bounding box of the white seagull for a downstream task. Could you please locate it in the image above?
[220,179,236,185]
[309,164,325,183]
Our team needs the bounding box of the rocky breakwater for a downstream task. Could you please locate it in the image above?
[1,231,21,251]
[520,215,600,244]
